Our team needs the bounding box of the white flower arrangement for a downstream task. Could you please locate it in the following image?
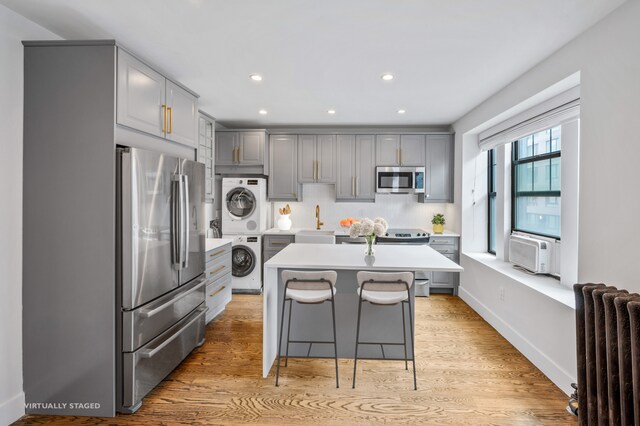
[349,217,388,255]
[349,217,389,239]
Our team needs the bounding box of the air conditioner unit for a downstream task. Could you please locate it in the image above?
[508,234,550,274]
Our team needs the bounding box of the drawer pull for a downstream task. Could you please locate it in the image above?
[270,241,290,246]
[209,249,226,258]
[209,286,226,298]
[139,308,207,358]
[140,280,206,318]
[209,265,226,275]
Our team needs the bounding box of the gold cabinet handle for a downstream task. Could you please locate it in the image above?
[270,241,289,246]
[209,249,226,258]
[167,107,173,134]
[356,176,359,197]
[162,104,167,133]
[233,146,237,163]
[209,285,226,298]
[397,148,400,165]
[237,145,241,163]
[317,160,320,180]
[209,265,226,275]
[351,176,355,196]
[400,148,403,165]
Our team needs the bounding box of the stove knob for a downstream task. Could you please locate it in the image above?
[385,232,389,236]
[422,233,427,236]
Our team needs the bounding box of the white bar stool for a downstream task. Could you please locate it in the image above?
[275,270,339,388]
[352,271,416,390]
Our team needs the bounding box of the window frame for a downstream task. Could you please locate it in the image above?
[487,148,497,254]
[511,131,561,240]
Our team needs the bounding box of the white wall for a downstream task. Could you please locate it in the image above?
[270,184,456,231]
[453,0,640,394]
[0,5,59,424]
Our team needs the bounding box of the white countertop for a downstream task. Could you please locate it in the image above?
[264,243,463,272]
[264,227,460,238]
[205,238,233,252]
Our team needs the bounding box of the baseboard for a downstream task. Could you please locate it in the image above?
[459,286,575,395]
[0,391,25,425]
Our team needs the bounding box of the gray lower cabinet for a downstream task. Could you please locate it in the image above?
[336,135,375,201]
[298,134,336,183]
[197,112,215,201]
[263,235,295,264]
[216,131,266,166]
[422,134,454,203]
[269,135,300,200]
[204,242,233,324]
[116,49,198,147]
[428,236,459,295]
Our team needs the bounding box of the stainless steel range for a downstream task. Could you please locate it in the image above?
[376,228,432,296]
[376,228,430,245]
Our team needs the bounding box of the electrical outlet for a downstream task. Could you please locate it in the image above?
[499,287,505,301]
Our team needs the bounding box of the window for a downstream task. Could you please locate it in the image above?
[511,126,561,239]
[488,148,497,254]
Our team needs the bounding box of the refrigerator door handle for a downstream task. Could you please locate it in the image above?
[181,175,190,269]
[171,176,182,270]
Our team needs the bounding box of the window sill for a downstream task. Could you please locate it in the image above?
[461,252,575,309]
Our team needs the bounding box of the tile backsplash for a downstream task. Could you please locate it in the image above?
[270,184,456,231]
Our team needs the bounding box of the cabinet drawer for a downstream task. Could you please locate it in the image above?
[205,255,231,282]
[429,237,457,246]
[205,243,231,265]
[433,246,456,255]
[206,273,232,313]
[264,235,295,251]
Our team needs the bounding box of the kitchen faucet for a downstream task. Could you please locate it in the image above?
[315,205,324,230]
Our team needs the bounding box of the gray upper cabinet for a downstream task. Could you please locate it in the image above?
[336,135,375,201]
[117,50,166,138]
[215,132,237,165]
[298,134,336,183]
[376,134,426,166]
[423,134,454,203]
[269,135,299,200]
[116,49,198,147]
[216,131,265,166]
[198,113,215,201]
[375,135,401,166]
[238,132,265,165]
[355,135,376,200]
[165,80,198,147]
[400,135,426,166]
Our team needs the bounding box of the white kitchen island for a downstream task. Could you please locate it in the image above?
[262,243,463,378]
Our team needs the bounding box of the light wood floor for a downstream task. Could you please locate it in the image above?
[15,295,575,425]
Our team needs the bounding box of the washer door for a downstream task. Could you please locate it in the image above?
[232,245,256,277]
[226,187,256,220]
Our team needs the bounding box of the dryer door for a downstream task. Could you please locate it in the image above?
[225,187,257,220]
[232,245,256,277]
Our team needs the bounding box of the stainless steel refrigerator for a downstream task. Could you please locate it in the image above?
[116,147,206,413]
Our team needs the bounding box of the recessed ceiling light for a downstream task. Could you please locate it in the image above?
[381,73,394,81]
[327,109,336,115]
[250,74,263,81]
[397,109,406,114]
[258,109,268,115]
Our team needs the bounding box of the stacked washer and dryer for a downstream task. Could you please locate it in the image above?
[221,178,268,293]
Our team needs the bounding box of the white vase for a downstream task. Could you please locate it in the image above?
[277,214,292,231]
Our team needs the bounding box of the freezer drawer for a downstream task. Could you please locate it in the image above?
[122,275,206,352]
[122,304,207,409]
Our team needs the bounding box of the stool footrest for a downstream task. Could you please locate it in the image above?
[288,340,336,344]
[357,342,406,346]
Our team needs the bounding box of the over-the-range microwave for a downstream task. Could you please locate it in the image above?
[375,166,425,194]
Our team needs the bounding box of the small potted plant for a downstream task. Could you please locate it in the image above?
[431,213,445,234]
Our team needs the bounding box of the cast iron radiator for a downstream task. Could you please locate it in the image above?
[574,283,640,426]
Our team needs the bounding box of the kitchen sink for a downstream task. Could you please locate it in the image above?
[295,230,336,244]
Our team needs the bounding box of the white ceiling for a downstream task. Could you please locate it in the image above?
[1,0,626,127]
